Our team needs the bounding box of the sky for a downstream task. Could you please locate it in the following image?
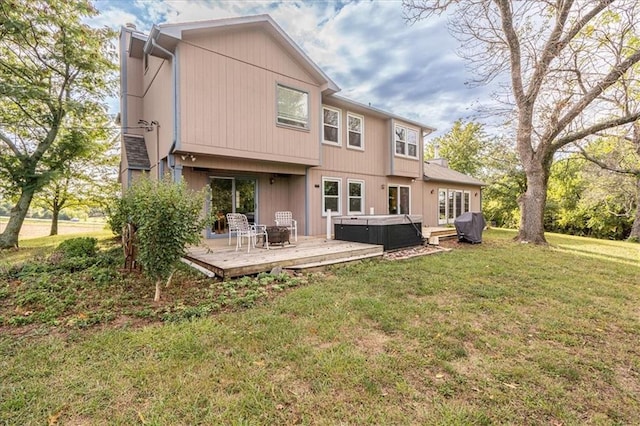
[90,0,500,139]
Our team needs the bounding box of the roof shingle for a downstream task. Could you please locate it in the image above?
[423,161,486,186]
[123,134,150,169]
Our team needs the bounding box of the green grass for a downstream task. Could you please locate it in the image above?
[1,229,639,424]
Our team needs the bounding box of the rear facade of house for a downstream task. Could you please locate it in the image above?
[119,15,483,238]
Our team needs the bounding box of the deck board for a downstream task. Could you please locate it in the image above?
[185,237,384,278]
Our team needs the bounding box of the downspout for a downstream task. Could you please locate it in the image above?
[144,27,179,180]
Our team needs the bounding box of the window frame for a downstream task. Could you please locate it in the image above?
[322,106,342,146]
[394,124,419,159]
[346,112,364,151]
[276,84,310,130]
[447,189,455,221]
[347,179,365,215]
[322,177,342,217]
[438,188,447,225]
[454,190,463,218]
[463,191,471,214]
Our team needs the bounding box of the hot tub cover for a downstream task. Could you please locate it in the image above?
[454,212,486,243]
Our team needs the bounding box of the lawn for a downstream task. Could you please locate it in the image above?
[1,229,639,424]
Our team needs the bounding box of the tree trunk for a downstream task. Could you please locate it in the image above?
[517,164,550,244]
[49,202,60,236]
[629,176,640,241]
[154,280,162,302]
[0,187,37,249]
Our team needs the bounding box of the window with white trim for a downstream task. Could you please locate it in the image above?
[323,106,341,145]
[277,84,309,129]
[438,189,447,225]
[388,185,410,215]
[464,191,471,213]
[407,128,418,157]
[455,190,463,218]
[347,112,364,149]
[395,125,418,158]
[447,190,455,221]
[347,179,364,214]
[322,177,341,216]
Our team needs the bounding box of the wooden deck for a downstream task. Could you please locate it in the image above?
[185,237,384,279]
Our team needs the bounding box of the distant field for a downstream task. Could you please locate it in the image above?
[0,217,109,239]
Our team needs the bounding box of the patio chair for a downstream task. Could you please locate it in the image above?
[226,213,242,245]
[235,214,269,252]
[275,211,297,242]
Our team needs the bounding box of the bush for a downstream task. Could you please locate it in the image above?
[107,176,210,300]
[56,237,98,258]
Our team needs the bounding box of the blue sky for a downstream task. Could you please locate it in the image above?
[91,0,498,138]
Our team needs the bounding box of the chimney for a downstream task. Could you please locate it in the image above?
[430,158,449,168]
[433,143,440,159]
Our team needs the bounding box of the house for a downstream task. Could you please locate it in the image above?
[119,14,484,238]
[422,159,486,226]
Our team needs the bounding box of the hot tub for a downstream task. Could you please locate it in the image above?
[333,214,423,250]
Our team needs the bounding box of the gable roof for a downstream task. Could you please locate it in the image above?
[423,161,486,186]
[140,14,339,95]
[123,134,150,169]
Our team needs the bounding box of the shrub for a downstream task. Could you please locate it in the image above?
[56,237,98,259]
[107,176,210,301]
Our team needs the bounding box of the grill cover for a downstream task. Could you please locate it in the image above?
[454,212,486,244]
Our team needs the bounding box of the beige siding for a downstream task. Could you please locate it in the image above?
[321,103,389,176]
[178,156,307,176]
[141,59,174,178]
[306,169,425,236]
[184,28,318,84]
[390,120,422,178]
[124,54,144,137]
[178,30,321,166]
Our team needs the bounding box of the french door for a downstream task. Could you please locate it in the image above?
[210,177,256,236]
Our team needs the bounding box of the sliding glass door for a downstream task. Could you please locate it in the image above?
[210,177,256,236]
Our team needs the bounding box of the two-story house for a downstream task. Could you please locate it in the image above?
[119,14,484,238]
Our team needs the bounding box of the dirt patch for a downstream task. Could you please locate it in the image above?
[383,244,451,261]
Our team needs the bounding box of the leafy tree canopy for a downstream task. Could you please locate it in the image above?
[0,0,117,248]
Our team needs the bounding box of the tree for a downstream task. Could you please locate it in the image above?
[404,0,640,244]
[481,136,526,228]
[108,177,209,302]
[0,0,116,249]
[425,119,487,177]
[33,130,119,236]
[577,130,640,240]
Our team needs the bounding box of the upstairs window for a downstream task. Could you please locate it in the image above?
[407,128,418,157]
[347,112,364,150]
[323,106,341,145]
[395,125,418,158]
[277,84,308,129]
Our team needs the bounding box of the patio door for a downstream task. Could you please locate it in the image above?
[210,177,256,236]
[388,185,410,215]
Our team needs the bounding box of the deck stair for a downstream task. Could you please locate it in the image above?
[423,226,458,243]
